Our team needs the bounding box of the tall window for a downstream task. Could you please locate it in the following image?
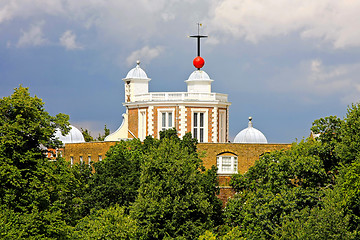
[158,109,175,137]
[161,112,173,131]
[138,110,146,141]
[219,110,226,143]
[88,155,91,166]
[217,154,238,174]
[193,112,204,142]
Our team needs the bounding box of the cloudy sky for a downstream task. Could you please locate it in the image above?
[2,0,360,143]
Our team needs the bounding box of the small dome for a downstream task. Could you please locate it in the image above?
[234,117,268,144]
[125,60,149,79]
[54,125,85,144]
[187,70,211,81]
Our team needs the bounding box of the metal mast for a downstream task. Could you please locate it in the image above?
[189,23,208,57]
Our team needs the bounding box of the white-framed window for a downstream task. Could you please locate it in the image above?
[158,109,175,135]
[80,156,83,164]
[98,155,102,161]
[70,156,74,166]
[219,109,226,143]
[217,154,238,174]
[138,109,147,141]
[88,155,91,166]
[192,109,208,143]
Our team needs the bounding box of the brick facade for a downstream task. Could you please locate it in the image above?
[63,141,291,206]
[197,143,291,205]
[64,141,117,165]
[128,108,138,138]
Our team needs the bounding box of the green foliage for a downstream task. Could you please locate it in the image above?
[130,130,222,240]
[0,205,72,240]
[336,160,360,234]
[198,227,245,240]
[72,205,138,239]
[336,103,360,165]
[199,230,217,240]
[221,227,245,240]
[97,124,110,141]
[81,128,94,142]
[84,139,145,212]
[81,125,110,142]
[226,140,331,238]
[311,116,343,172]
[275,188,355,240]
[224,103,360,238]
[275,160,360,239]
[0,86,82,238]
[0,86,70,211]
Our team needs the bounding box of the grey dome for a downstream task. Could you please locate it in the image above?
[125,60,149,79]
[234,117,268,144]
[54,125,85,144]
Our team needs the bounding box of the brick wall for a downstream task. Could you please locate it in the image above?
[64,141,118,164]
[198,143,291,203]
[128,108,138,138]
[64,141,291,206]
[198,143,291,174]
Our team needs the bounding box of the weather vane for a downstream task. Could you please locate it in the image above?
[189,23,208,57]
[189,23,208,70]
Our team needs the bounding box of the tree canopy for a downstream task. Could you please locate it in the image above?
[130,133,222,239]
[219,103,360,239]
[0,86,82,239]
[3,86,360,239]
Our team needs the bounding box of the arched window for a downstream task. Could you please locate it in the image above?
[217,153,238,174]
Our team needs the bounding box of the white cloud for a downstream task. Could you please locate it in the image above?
[268,59,360,105]
[0,0,210,48]
[3,1,360,49]
[60,30,83,50]
[208,0,360,48]
[16,21,48,47]
[0,1,15,23]
[126,46,164,67]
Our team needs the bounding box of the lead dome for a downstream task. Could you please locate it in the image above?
[234,117,268,144]
[125,60,149,79]
[54,125,85,144]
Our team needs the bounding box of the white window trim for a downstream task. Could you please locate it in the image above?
[217,155,238,175]
[191,108,208,143]
[138,109,147,141]
[219,109,226,143]
[157,108,175,137]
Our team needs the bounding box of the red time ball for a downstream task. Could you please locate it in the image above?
[193,56,205,69]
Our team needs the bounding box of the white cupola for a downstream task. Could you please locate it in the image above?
[123,60,151,102]
[234,117,268,143]
[185,70,214,93]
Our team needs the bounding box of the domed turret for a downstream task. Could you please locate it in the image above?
[125,60,149,79]
[54,125,85,144]
[234,117,268,144]
[123,60,151,102]
[185,70,213,93]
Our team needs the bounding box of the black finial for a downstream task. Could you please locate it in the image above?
[189,23,208,57]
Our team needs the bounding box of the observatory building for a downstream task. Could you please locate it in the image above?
[62,29,290,204]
